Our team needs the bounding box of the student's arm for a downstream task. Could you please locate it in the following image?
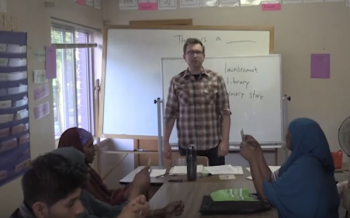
[249,159,267,200]
[245,137,274,182]
[256,151,273,182]
[216,74,231,142]
[80,190,123,218]
[163,79,179,144]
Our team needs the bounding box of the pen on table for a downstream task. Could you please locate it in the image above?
[155,172,170,178]
[147,158,152,174]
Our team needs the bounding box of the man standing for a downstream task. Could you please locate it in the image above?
[162,38,231,166]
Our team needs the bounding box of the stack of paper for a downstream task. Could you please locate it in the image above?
[205,165,243,175]
[169,165,203,175]
[149,169,167,178]
[246,166,280,172]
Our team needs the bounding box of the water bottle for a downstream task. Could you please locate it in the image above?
[186,144,197,181]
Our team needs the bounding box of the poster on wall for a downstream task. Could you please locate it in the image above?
[0,30,30,187]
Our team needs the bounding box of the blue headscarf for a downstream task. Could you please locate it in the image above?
[279,117,335,175]
[263,118,340,218]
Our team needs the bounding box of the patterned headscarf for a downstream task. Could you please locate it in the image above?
[77,128,93,147]
[58,127,93,153]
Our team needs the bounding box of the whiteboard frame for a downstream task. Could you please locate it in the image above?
[98,25,275,139]
[161,55,285,146]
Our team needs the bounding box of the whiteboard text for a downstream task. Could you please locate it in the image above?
[174,35,222,44]
[227,90,264,100]
[226,77,250,88]
[226,66,258,73]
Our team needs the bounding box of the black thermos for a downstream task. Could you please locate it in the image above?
[186,144,197,181]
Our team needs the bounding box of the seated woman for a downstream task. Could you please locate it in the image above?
[53,147,184,218]
[58,127,149,205]
[239,118,340,218]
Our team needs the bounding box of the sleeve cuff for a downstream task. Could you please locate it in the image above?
[262,180,276,207]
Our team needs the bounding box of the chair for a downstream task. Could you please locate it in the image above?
[172,156,209,166]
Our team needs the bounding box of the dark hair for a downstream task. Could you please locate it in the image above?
[183,38,205,55]
[21,153,89,207]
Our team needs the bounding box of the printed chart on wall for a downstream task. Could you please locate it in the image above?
[0,31,30,187]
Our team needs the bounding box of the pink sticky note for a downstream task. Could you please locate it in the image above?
[139,2,158,10]
[45,46,56,79]
[262,3,281,11]
[77,0,85,5]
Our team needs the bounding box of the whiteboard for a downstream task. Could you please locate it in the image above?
[100,27,272,137]
[162,55,283,144]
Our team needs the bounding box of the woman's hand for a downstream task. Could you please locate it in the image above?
[239,142,255,162]
[240,135,262,162]
[244,135,262,152]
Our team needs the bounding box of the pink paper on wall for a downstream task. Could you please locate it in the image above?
[34,84,49,101]
[77,0,85,5]
[311,54,330,79]
[45,46,56,79]
[34,102,50,120]
[262,3,281,11]
[139,2,158,10]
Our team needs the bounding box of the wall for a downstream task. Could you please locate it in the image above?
[0,0,103,216]
[103,1,350,160]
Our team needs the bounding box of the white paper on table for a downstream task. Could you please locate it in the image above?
[170,165,203,174]
[246,176,253,180]
[246,166,280,172]
[150,169,167,177]
[205,164,243,175]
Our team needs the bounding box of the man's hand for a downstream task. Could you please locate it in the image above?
[218,140,229,156]
[162,141,172,159]
[118,195,149,218]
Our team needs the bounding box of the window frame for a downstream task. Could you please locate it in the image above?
[50,24,97,139]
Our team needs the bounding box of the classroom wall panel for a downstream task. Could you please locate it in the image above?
[104,2,350,156]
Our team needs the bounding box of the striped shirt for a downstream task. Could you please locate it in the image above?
[164,68,231,150]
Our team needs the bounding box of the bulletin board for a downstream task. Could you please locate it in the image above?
[0,31,30,187]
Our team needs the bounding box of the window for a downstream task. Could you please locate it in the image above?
[51,25,94,139]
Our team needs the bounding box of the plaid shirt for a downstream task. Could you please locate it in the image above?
[164,69,231,150]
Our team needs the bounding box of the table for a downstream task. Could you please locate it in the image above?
[120,166,225,185]
[148,171,278,218]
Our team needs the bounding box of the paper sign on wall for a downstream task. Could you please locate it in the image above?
[34,101,50,120]
[34,70,48,83]
[45,46,56,79]
[34,84,49,101]
[262,3,281,10]
[139,0,158,10]
[34,49,45,62]
[311,54,330,79]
